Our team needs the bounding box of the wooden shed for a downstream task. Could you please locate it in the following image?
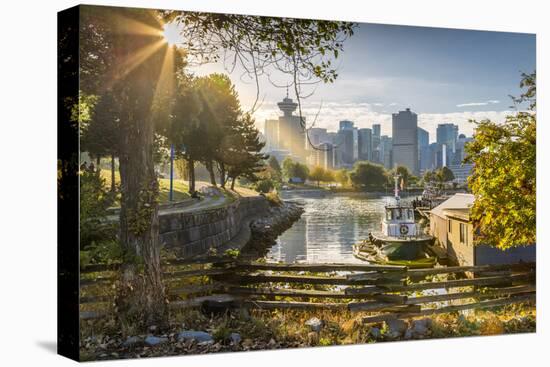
[429,193,535,266]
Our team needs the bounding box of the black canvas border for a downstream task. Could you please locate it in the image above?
[57,4,81,362]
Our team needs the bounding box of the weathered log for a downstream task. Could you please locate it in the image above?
[234,262,406,272]
[167,283,224,297]
[168,294,239,310]
[163,268,233,279]
[380,272,534,292]
[80,263,121,273]
[404,285,536,305]
[361,293,536,323]
[80,276,116,286]
[243,300,347,310]
[348,301,420,313]
[79,295,112,304]
[230,273,406,286]
[227,286,402,301]
[405,262,535,277]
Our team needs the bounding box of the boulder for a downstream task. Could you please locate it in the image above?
[369,327,381,339]
[411,318,431,337]
[177,331,214,344]
[305,317,323,332]
[122,336,142,348]
[229,332,242,344]
[144,336,168,346]
[385,319,408,338]
[386,319,407,333]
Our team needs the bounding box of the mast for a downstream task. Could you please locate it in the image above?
[394,174,401,201]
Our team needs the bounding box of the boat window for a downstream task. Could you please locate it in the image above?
[386,209,392,221]
[395,209,402,220]
[408,209,414,220]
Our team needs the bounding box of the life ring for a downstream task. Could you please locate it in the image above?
[399,224,409,235]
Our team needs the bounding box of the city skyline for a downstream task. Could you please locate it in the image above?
[190,23,535,142]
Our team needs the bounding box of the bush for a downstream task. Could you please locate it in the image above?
[80,170,119,265]
[255,179,275,193]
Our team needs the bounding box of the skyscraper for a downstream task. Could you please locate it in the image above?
[392,108,418,174]
[264,119,279,151]
[339,120,354,131]
[372,123,381,163]
[276,93,307,162]
[358,128,373,161]
[417,127,430,173]
[380,135,393,169]
[436,123,459,167]
[336,120,358,167]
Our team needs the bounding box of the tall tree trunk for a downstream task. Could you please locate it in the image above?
[230,176,236,190]
[110,153,116,192]
[96,156,101,169]
[117,116,167,333]
[188,158,195,193]
[206,161,217,186]
[219,162,226,188]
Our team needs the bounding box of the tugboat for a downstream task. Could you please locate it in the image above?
[353,175,436,267]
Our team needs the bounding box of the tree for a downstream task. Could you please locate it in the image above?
[465,72,536,250]
[394,165,411,187]
[80,91,121,192]
[309,166,326,187]
[334,169,349,187]
[225,113,268,189]
[281,157,295,181]
[267,156,282,181]
[79,7,180,329]
[423,170,436,183]
[349,161,388,190]
[79,6,355,330]
[437,166,455,183]
[323,169,335,184]
[281,158,309,183]
[174,158,188,181]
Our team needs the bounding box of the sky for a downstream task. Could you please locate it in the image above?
[188,22,535,142]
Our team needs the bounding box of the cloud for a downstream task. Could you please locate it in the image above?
[253,100,513,143]
[456,100,501,108]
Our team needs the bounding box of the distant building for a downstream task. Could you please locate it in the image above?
[430,194,536,266]
[318,142,335,169]
[277,94,307,163]
[339,120,354,131]
[380,135,393,169]
[448,163,474,185]
[436,123,459,167]
[417,127,430,173]
[392,108,419,174]
[335,120,358,168]
[264,119,279,151]
[307,128,328,146]
[306,128,329,166]
[358,128,373,161]
[372,124,381,163]
[453,134,473,165]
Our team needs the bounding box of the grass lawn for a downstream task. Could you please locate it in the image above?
[100,169,190,204]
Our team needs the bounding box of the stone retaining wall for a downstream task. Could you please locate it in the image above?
[159,197,269,258]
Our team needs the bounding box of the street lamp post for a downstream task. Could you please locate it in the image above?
[169,144,174,202]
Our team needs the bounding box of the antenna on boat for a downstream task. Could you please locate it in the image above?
[394,173,401,202]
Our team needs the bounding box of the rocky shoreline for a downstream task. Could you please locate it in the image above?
[240,199,304,258]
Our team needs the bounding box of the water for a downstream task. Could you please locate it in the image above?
[267,191,406,264]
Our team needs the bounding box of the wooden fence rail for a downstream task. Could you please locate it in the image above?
[79,260,536,322]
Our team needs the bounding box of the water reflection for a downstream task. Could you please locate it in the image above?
[267,192,399,263]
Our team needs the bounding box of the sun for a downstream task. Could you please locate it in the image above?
[162,22,181,46]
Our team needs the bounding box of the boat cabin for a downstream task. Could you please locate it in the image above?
[382,205,419,237]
